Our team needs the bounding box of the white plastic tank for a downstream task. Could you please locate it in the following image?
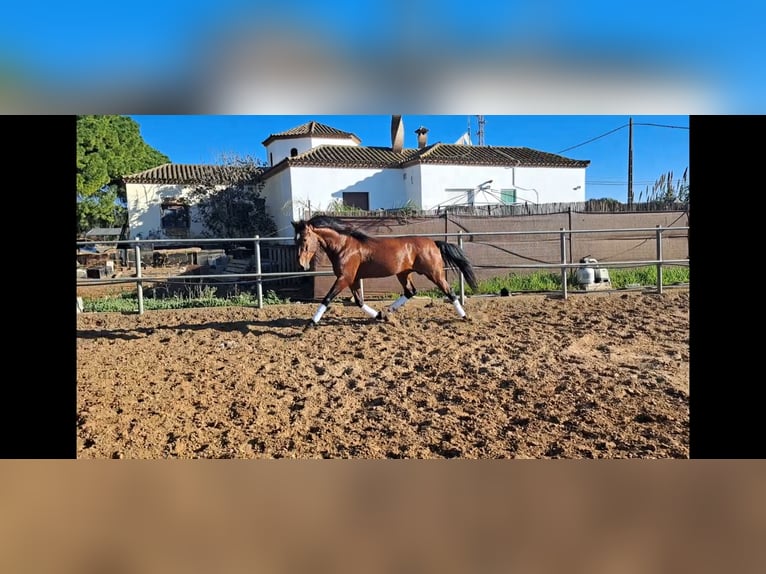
[577,257,597,286]
[576,266,595,285]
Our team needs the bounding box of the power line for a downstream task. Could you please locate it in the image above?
[557,124,628,154]
[634,122,689,130]
[557,121,689,155]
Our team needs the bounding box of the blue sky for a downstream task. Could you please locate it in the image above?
[130,115,689,204]
[1,3,764,113]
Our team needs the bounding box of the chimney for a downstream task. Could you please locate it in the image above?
[415,126,429,149]
[391,115,403,153]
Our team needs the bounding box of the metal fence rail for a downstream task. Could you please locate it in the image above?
[77,225,689,314]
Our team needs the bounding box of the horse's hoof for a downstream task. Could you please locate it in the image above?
[462,315,472,322]
[303,320,316,332]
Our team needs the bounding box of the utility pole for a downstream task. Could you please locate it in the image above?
[477,115,485,145]
[628,116,633,207]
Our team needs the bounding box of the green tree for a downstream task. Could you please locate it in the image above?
[76,115,169,234]
[187,154,277,238]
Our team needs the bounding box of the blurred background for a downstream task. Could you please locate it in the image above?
[2,0,762,114]
[2,461,765,573]
[8,1,764,570]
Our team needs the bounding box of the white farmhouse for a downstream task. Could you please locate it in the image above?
[122,116,589,241]
[121,164,260,239]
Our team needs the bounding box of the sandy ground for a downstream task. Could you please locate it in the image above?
[76,288,689,459]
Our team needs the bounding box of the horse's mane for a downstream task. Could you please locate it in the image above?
[306,215,370,241]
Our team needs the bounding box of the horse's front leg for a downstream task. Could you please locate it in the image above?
[350,279,383,321]
[304,275,350,330]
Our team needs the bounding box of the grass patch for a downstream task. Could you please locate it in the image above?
[82,287,290,313]
[418,265,689,298]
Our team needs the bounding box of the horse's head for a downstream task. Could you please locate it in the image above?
[291,220,320,270]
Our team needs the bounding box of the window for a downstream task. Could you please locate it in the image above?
[342,192,369,210]
[290,148,298,157]
[501,188,516,204]
[160,200,190,238]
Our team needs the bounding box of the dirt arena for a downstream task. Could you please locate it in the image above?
[76,288,689,459]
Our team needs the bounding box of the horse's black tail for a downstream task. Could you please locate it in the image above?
[435,240,479,291]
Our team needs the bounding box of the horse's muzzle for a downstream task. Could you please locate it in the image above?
[298,252,313,271]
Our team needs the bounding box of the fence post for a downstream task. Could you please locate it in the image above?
[255,235,263,308]
[567,207,574,264]
[560,228,568,300]
[656,225,663,294]
[135,239,144,315]
[458,230,465,305]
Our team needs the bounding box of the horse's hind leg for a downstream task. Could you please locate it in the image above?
[350,279,383,320]
[388,272,416,313]
[425,270,469,320]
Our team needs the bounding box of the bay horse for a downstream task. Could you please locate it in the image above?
[291,215,479,330]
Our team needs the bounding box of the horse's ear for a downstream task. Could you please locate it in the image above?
[291,220,305,242]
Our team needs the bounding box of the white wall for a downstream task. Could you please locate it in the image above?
[511,167,586,204]
[259,169,295,239]
[402,165,423,206]
[125,182,214,239]
[417,164,586,209]
[286,166,409,212]
[265,136,358,166]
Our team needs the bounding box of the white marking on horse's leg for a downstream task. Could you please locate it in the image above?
[389,295,409,312]
[312,304,328,323]
[452,298,467,318]
[360,303,379,318]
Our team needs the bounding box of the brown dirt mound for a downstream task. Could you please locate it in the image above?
[77,289,689,459]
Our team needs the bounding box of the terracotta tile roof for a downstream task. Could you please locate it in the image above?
[121,163,261,185]
[124,142,588,185]
[408,144,590,168]
[261,142,588,178]
[261,121,362,146]
[285,145,423,168]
